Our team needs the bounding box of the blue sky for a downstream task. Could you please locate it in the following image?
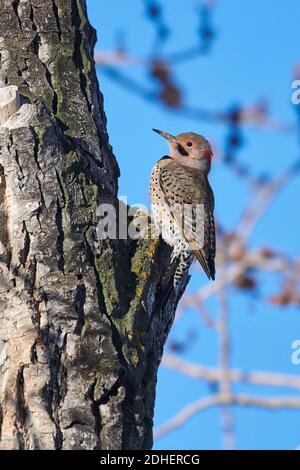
[87,0,300,449]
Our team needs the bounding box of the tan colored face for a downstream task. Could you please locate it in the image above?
[153,128,213,164]
[175,132,213,162]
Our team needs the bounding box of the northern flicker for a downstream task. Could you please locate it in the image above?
[150,129,216,287]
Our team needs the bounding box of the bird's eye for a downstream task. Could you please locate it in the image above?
[186,142,193,147]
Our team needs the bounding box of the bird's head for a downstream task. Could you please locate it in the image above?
[153,129,213,172]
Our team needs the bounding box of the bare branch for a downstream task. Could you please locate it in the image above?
[162,354,300,390]
[217,258,236,450]
[232,394,300,409]
[154,395,220,440]
[154,394,300,441]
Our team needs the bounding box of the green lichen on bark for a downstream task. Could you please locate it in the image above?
[94,252,120,315]
[114,236,160,367]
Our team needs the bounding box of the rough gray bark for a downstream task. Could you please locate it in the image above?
[0,0,187,450]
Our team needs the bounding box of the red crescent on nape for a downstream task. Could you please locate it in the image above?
[204,148,213,163]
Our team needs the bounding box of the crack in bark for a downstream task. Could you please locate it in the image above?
[55,198,65,273]
[54,425,63,450]
[41,374,63,450]
[9,134,25,183]
[36,173,46,208]
[0,166,10,253]
[24,256,37,297]
[97,377,122,406]
[12,0,22,30]
[14,149,25,182]
[46,68,58,116]
[73,281,86,335]
[55,170,66,208]
[51,0,62,42]
[30,341,38,364]
[29,4,58,115]
[19,221,30,268]
[52,339,66,450]
[89,374,124,449]
[43,337,66,450]
[86,379,101,440]
[29,4,37,32]
[71,0,92,114]
[83,231,109,318]
[15,366,29,449]
[32,129,43,173]
[32,292,44,332]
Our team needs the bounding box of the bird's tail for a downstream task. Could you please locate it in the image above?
[173,252,194,286]
[157,251,194,311]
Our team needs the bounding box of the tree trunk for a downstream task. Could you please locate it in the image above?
[0,0,187,450]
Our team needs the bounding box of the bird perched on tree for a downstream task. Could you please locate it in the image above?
[150,129,216,288]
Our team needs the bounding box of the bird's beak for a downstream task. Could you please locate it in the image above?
[152,128,176,143]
